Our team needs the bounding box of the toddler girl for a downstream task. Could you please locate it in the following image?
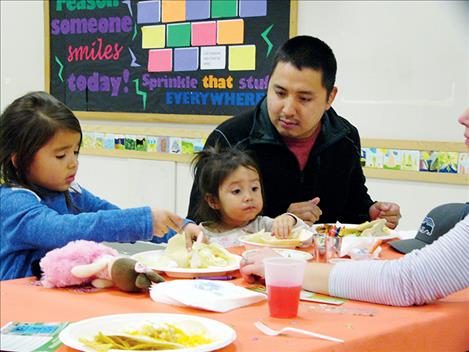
[191,146,307,247]
[0,91,200,280]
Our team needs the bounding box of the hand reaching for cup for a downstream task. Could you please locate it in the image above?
[240,247,280,284]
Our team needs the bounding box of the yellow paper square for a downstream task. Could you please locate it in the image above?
[229,45,256,71]
[142,25,166,49]
[217,19,244,44]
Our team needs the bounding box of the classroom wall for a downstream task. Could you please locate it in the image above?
[1,1,468,231]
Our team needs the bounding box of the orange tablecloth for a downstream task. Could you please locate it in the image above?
[1,246,469,352]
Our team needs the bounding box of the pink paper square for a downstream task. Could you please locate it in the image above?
[148,49,173,72]
[192,21,216,46]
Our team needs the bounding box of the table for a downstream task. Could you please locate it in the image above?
[1,246,469,352]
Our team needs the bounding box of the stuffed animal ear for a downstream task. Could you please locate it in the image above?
[71,256,112,278]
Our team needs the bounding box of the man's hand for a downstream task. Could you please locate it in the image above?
[272,214,296,239]
[369,202,401,229]
[151,209,184,237]
[287,197,322,225]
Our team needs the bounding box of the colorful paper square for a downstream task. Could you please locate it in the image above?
[174,47,199,71]
[94,133,104,149]
[162,0,185,23]
[239,0,267,17]
[186,0,210,20]
[137,0,161,24]
[142,25,165,49]
[211,0,237,18]
[191,21,216,46]
[200,46,226,70]
[167,23,191,47]
[229,45,255,71]
[148,49,173,72]
[217,19,244,44]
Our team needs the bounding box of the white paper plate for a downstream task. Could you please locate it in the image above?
[239,231,313,249]
[132,250,241,278]
[59,313,236,352]
[242,248,313,261]
[312,223,400,241]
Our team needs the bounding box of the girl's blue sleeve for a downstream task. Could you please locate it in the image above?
[1,189,153,251]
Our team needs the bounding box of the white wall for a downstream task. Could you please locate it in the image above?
[1,1,468,231]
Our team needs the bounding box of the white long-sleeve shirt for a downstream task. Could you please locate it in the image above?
[329,215,469,306]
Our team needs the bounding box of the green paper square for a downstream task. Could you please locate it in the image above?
[167,23,191,48]
[211,0,237,18]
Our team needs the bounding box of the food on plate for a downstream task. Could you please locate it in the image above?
[143,234,238,269]
[79,320,213,351]
[241,229,313,246]
[316,219,391,237]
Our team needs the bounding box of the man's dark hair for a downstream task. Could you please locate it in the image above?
[270,35,337,96]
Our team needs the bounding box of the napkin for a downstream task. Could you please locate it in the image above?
[150,280,266,312]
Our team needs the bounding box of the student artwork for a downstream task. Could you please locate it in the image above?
[458,153,469,175]
[401,150,420,171]
[365,148,384,168]
[103,134,115,149]
[136,136,147,151]
[383,149,402,170]
[124,135,137,150]
[170,137,182,154]
[157,136,169,153]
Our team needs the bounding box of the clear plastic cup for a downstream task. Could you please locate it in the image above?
[314,234,342,263]
[263,257,306,318]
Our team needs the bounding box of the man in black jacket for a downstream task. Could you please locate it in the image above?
[188,36,401,228]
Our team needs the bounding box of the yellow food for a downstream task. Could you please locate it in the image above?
[243,229,312,246]
[79,321,213,351]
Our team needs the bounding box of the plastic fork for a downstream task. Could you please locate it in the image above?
[254,321,344,343]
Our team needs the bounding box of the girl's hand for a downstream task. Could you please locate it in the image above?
[272,213,296,239]
[183,223,206,250]
[151,208,184,237]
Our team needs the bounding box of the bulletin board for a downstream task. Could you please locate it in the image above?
[44,0,297,123]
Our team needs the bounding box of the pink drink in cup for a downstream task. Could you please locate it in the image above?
[263,257,306,318]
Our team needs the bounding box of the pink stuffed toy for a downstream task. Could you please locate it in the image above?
[40,240,119,288]
[39,240,164,292]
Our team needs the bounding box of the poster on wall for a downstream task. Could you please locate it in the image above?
[45,0,297,123]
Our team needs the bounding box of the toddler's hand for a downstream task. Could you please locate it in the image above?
[151,208,184,237]
[183,223,206,250]
[272,213,296,239]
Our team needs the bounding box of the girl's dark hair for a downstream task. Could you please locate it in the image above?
[270,35,337,97]
[191,145,263,223]
[0,91,82,207]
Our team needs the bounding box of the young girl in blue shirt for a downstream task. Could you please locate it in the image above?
[0,91,201,280]
[190,146,308,248]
